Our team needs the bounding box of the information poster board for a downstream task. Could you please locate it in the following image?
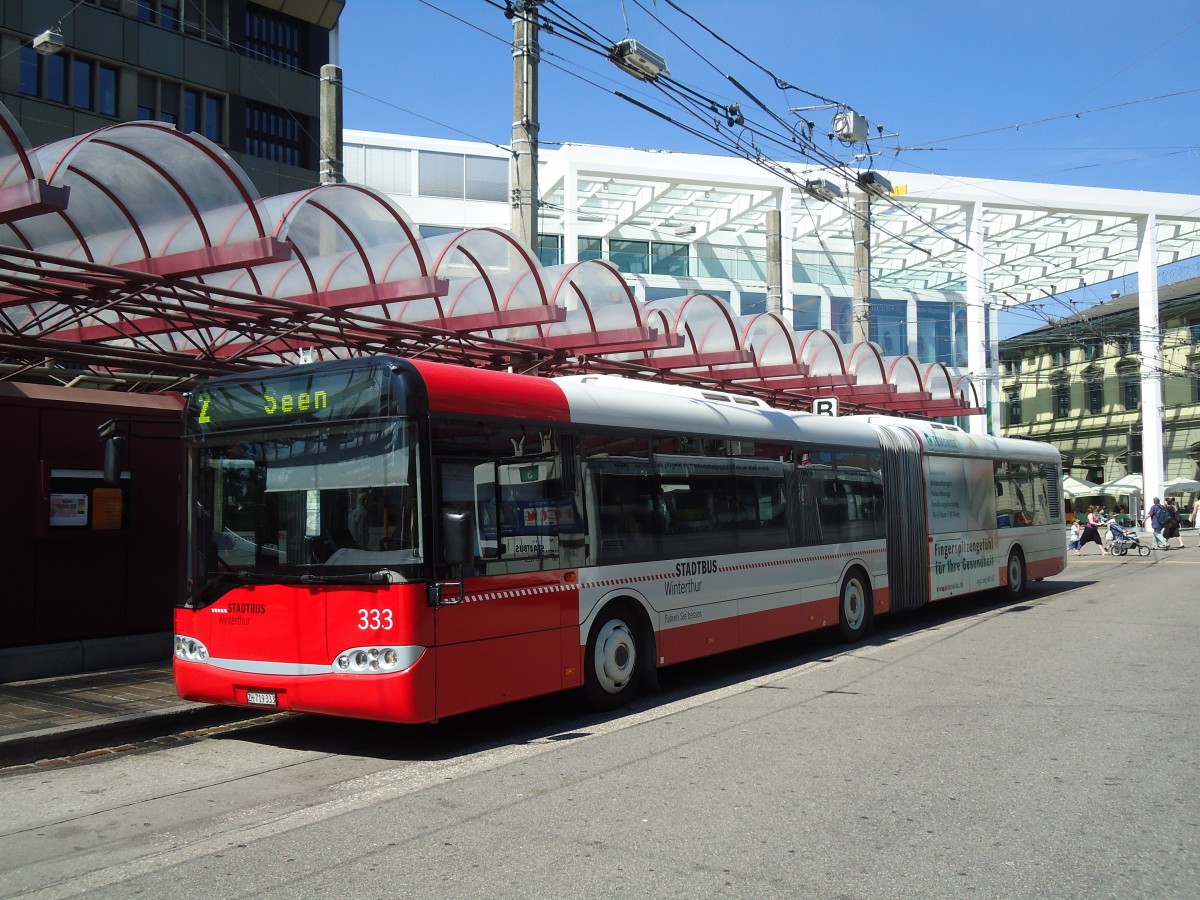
[46,468,130,532]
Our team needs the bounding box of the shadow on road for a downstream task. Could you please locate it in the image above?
[213,578,1085,762]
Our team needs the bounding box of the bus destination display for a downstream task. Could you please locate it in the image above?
[187,366,390,434]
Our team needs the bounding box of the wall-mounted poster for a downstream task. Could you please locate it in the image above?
[49,493,89,527]
[92,487,124,530]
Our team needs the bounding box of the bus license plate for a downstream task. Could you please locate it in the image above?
[245,691,277,707]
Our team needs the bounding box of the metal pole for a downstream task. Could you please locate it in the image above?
[319,64,343,184]
[852,193,871,342]
[510,0,540,250]
[319,24,343,185]
[1137,213,1164,502]
[766,208,782,316]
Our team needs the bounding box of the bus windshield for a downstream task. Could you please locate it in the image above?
[189,420,424,597]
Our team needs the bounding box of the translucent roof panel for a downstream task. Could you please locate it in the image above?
[794,330,847,379]
[0,105,39,188]
[843,342,887,387]
[5,123,263,265]
[884,357,924,394]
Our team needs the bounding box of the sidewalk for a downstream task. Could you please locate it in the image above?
[0,662,267,768]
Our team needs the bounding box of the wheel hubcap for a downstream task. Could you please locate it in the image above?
[593,619,636,694]
[843,580,865,630]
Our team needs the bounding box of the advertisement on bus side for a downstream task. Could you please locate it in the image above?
[925,455,1000,597]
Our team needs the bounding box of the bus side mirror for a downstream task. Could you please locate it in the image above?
[103,435,127,486]
[442,510,473,569]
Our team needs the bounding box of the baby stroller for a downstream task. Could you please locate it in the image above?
[1106,518,1151,556]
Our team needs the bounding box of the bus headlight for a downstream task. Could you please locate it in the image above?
[174,635,209,663]
[331,645,423,674]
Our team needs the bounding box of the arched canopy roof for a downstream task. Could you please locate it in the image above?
[0,103,982,416]
[614,293,752,370]
[501,260,679,354]
[3,122,284,277]
[0,104,68,225]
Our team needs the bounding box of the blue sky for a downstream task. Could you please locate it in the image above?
[340,1,1199,193]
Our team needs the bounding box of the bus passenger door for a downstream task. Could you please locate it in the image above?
[430,451,571,718]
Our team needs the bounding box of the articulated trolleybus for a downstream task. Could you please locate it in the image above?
[175,356,1065,722]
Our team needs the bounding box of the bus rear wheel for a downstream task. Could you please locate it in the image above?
[838,568,871,643]
[583,605,642,710]
[1004,548,1027,601]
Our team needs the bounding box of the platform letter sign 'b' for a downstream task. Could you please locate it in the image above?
[813,397,839,417]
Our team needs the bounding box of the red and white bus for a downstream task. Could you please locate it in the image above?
[173,356,1066,722]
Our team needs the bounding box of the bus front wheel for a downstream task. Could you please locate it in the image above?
[838,568,871,643]
[583,605,642,710]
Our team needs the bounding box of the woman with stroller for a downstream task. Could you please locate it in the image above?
[1079,505,1108,556]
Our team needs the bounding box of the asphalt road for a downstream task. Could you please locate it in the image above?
[2,552,1197,899]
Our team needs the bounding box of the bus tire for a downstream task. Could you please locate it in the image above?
[1004,548,1026,600]
[583,604,642,711]
[837,568,871,643]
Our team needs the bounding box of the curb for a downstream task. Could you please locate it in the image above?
[0,705,274,769]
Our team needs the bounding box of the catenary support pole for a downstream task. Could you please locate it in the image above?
[511,0,541,250]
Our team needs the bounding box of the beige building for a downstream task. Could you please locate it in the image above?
[999,277,1200,515]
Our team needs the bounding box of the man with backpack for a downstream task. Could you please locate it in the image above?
[1146,497,1170,550]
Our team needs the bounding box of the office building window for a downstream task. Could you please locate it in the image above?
[578,237,602,262]
[345,145,412,195]
[1118,365,1139,411]
[20,49,119,119]
[183,89,199,134]
[465,155,508,202]
[610,239,649,274]
[417,152,507,202]
[138,75,223,141]
[1006,390,1022,426]
[651,241,689,277]
[536,234,562,268]
[159,82,180,125]
[203,95,221,142]
[98,65,117,116]
[19,47,38,96]
[72,59,93,110]
[45,54,67,103]
[105,0,227,42]
[740,292,767,315]
[1053,383,1071,419]
[1085,371,1104,415]
[244,101,305,167]
[185,0,226,41]
[244,7,304,71]
[870,299,908,356]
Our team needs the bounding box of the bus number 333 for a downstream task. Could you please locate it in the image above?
[358,608,393,630]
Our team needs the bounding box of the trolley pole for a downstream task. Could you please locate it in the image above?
[852,193,871,343]
[319,26,343,185]
[510,0,541,250]
[766,209,782,316]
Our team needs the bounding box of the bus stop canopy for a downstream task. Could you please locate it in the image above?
[0,104,987,417]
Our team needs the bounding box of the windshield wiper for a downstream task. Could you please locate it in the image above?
[296,570,395,584]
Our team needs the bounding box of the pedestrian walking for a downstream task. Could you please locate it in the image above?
[1146,497,1169,550]
[1079,506,1107,555]
[1164,498,1185,549]
[1069,519,1082,556]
